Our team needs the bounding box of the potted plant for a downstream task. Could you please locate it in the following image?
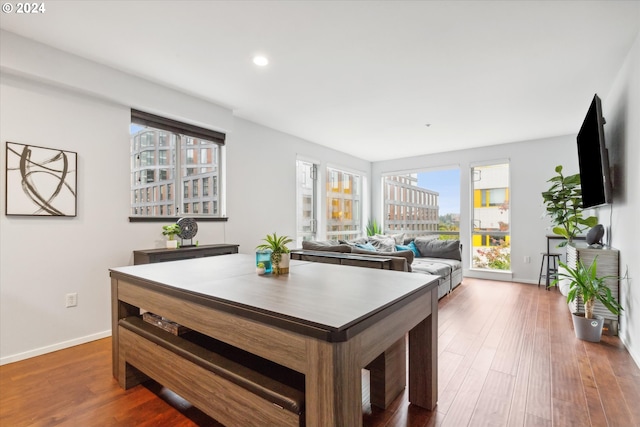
[256,262,266,275]
[553,257,622,342]
[542,165,598,247]
[162,223,181,249]
[256,233,293,275]
[366,218,383,236]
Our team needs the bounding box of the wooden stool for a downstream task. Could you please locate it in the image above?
[538,253,561,290]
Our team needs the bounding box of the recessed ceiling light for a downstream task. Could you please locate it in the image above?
[425,123,432,127]
[253,56,269,66]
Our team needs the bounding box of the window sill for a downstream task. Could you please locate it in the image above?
[128,216,229,223]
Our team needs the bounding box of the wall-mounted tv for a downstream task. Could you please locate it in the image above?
[576,94,612,209]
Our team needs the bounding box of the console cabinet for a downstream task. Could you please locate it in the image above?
[566,242,619,335]
[133,244,239,265]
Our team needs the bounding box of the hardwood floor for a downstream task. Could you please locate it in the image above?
[2,278,639,426]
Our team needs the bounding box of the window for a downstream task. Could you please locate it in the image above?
[383,169,460,240]
[130,109,225,219]
[326,167,362,240]
[296,160,317,245]
[471,162,510,270]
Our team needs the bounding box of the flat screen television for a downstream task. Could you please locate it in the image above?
[576,94,612,209]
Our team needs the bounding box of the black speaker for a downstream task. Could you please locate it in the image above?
[586,224,605,246]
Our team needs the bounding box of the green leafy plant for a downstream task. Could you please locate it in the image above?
[162,224,181,241]
[553,257,622,319]
[256,262,265,269]
[541,165,597,246]
[366,218,383,236]
[256,233,293,275]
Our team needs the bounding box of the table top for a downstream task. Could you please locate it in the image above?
[133,243,239,254]
[110,253,439,342]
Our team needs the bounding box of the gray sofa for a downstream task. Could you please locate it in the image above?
[292,235,462,300]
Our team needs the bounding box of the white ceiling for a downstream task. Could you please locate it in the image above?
[1,1,638,161]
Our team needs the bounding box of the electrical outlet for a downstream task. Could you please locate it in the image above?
[65,293,78,308]
[524,256,531,264]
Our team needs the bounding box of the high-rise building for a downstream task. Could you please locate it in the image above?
[384,174,439,239]
[130,129,220,217]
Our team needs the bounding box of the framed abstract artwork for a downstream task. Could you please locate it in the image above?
[5,142,78,217]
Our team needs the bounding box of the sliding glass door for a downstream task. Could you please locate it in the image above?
[471,162,511,270]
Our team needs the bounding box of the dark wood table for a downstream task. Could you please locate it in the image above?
[110,254,439,426]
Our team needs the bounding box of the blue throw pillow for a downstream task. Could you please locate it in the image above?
[356,242,377,251]
[407,241,421,257]
[396,244,411,252]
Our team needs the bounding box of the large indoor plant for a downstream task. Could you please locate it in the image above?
[553,257,622,342]
[256,233,293,275]
[541,165,597,246]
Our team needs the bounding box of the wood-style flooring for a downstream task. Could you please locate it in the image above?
[1,278,639,426]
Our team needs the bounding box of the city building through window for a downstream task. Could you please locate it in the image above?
[129,110,225,219]
[326,167,362,240]
[383,169,460,241]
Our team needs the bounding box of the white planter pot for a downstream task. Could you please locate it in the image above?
[274,252,290,275]
[166,240,178,249]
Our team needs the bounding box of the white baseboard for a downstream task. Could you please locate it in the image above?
[620,334,640,370]
[0,330,112,366]
[465,268,513,282]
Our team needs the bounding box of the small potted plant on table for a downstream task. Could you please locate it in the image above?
[256,233,293,275]
[162,223,181,249]
[553,257,622,342]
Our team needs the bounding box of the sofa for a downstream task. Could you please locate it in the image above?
[291,234,462,300]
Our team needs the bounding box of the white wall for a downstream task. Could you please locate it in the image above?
[0,32,369,364]
[372,135,580,283]
[601,30,640,366]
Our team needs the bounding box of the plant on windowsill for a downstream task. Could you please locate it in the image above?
[541,165,597,247]
[366,218,383,236]
[162,223,181,249]
[552,257,622,342]
[256,233,293,275]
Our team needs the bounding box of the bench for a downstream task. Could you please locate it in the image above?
[118,316,305,427]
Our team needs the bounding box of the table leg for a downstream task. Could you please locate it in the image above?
[111,278,139,380]
[368,337,406,408]
[408,288,438,410]
[306,338,362,427]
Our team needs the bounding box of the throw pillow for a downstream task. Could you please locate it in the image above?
[369,235,396,252]
[379,233,405,245]
[407,241,421,258]
[355,242,377,251]
[414,238,461,261]
[341,237,369,246]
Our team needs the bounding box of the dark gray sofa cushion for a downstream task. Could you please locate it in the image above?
[414,238,461,261]
[302,240,352,253]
